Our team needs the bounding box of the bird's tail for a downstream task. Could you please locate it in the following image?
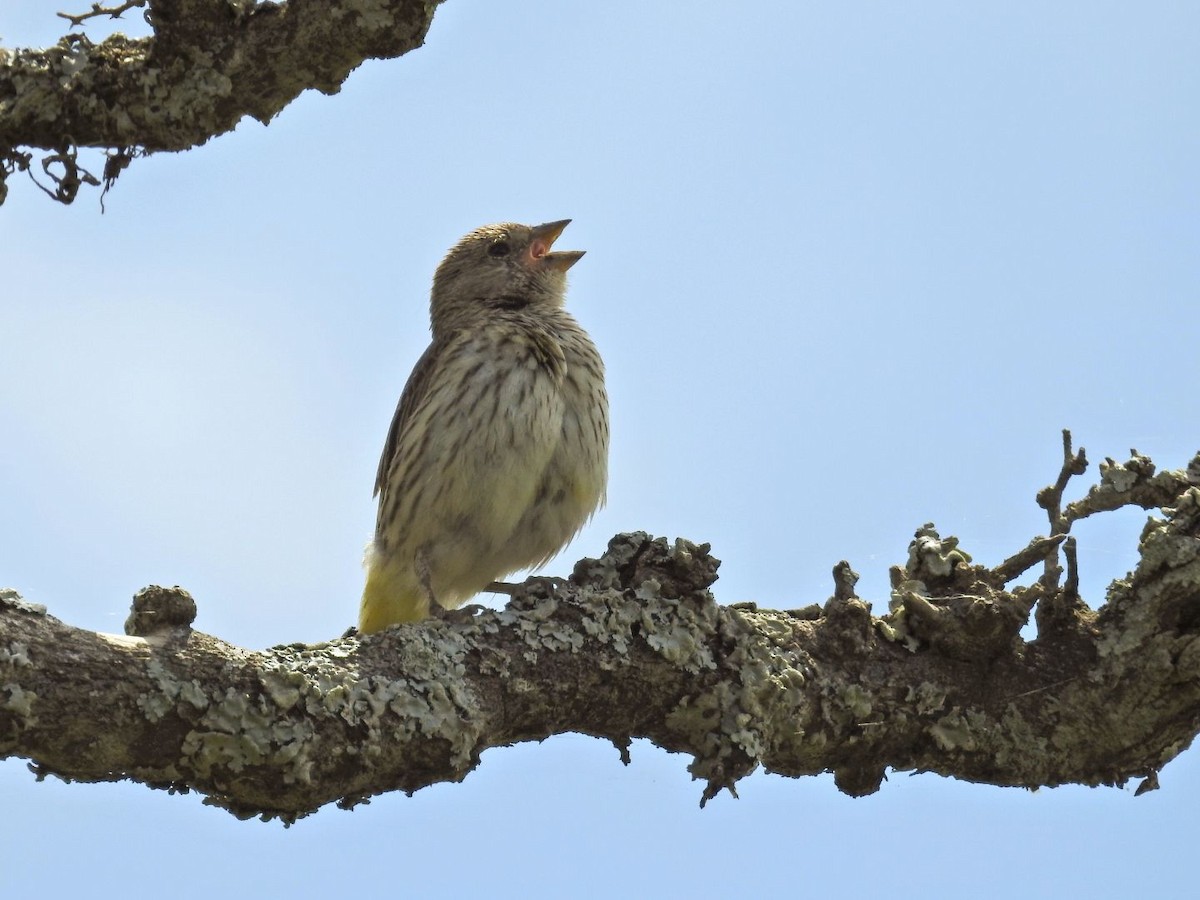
[359,554,429,633]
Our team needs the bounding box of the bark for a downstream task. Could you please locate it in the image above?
[0,0,443,203]
[3,441,1200,822]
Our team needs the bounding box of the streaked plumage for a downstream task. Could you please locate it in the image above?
[359,220,608,633]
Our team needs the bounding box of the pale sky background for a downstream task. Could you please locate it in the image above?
[2,2,1199,897]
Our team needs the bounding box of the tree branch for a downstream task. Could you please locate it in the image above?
[57,1,148,29]
[0,0,444,203]
[4,445,1200,822]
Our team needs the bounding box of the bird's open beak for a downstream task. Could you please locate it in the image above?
[529,219,585,272]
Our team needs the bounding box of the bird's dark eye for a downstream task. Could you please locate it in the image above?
[487,241,511,258]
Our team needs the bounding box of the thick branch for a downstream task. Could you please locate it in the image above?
[0,0,442,200]
[4,453,1200,822]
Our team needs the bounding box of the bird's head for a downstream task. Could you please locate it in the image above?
[430,220,585,333]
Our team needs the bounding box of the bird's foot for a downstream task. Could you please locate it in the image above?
[489,576,565,600]
[428,603,487,624]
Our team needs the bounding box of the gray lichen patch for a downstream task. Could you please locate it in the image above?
[137,658,211,722]
[666,682,760,793]
[182,686,313,781]
[995,704,1050,773]
[642,593,719,675]
[496,588,587,656]
[261,631,485,772]
[663,602,828,794]
[334,0,397,31]
[907,682,948,717]
[577,588,641,657]
[928,707,999,757]
[1099,490,1200,659]
[907,524,973,583]
[722,607,813,725]
[0,589,47,617]
[1,641,31,668]
[2,683,36,720]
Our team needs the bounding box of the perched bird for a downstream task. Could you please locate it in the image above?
[359,219,609,633]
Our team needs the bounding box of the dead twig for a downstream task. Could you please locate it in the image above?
[57,0,147,28]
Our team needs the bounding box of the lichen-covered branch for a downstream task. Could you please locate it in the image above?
[3,445,1200,823]
[0,0,444,203]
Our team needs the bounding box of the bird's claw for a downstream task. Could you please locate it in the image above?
[429,603,487,624]
[511,575,565,599]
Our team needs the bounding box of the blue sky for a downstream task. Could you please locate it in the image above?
[2,2,1198,896]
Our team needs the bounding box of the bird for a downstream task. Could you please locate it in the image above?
[359,219,609,633]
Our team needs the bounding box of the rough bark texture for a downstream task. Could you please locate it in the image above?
[3,444,1200,822]
[0,0,443,203]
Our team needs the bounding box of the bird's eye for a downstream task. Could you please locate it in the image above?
[487,241,511,258]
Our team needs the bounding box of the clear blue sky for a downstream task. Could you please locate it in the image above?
[3,2,1198,897]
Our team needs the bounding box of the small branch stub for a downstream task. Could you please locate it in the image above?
[124,585,197,638]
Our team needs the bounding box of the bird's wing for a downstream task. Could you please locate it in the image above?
[373,339,443,498]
